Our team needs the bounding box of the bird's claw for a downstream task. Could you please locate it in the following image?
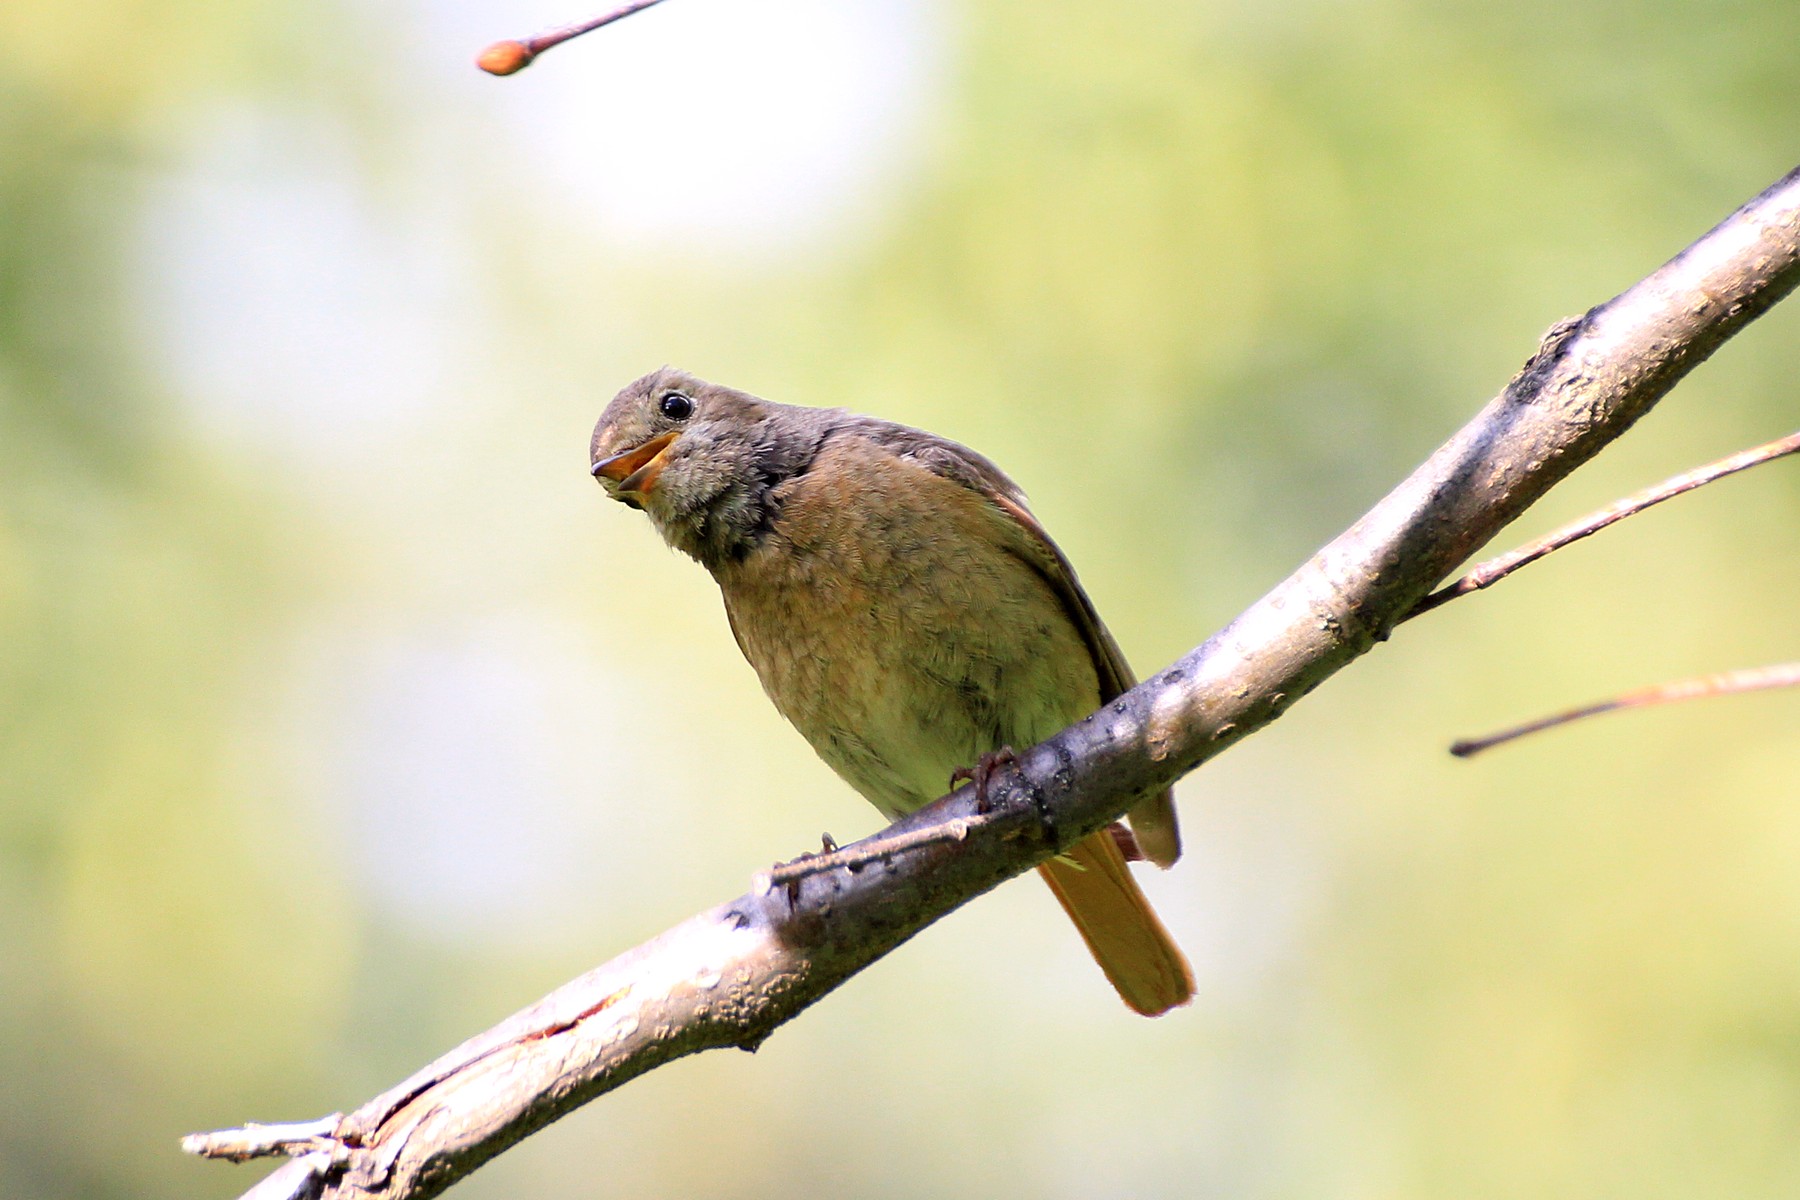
[949,746,1019,815]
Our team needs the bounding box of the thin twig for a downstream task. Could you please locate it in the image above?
[1409,429,1800,619]
[756,816,991,891]
[182,1116,347,1164]
[476,0,673,76]
[1451,661,1800,757]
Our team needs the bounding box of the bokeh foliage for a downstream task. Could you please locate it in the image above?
[2,0,1797,1197]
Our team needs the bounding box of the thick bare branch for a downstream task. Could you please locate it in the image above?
[187,164,1800,1199]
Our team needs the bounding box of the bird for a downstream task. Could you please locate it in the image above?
[590,368,1194,1016]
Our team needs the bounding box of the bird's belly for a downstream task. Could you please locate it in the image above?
[716,480,1100,820]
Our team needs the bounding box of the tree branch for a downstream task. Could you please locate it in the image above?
[1450,660,1800,757]
[186,164,1800,1200]
[1408,428,1800,618]
[475,0,673,76]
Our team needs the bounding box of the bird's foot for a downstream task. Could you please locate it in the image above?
[949,746,1019,814]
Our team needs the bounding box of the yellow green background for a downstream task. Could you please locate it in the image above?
[3,0,1798,1196]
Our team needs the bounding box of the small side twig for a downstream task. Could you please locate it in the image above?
[476,0,673,76]
[183,1115,347,1166]
[1451,661,1800,757]
[755,815,991,892]
[1409,429,1800,619]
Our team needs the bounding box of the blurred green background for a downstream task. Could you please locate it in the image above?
[3,0,1798,1196]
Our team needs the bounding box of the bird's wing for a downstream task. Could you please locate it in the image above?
[847,420,1182,868]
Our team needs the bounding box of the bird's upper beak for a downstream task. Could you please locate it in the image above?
[591,430,681,500]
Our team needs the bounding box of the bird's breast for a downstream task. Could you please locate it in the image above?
[712,436,1099,818]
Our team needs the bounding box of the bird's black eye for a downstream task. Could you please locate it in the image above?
[659,391,693,421]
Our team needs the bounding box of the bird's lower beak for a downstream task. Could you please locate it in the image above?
[592,431,681,499]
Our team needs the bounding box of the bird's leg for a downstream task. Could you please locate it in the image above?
[1109,823,1146,863]
[948,746,1019,814]
[950,746,1069,857]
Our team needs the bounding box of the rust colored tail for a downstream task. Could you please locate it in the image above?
[1037,830,1195,1016]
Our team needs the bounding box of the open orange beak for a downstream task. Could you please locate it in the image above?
[591,430,680,499]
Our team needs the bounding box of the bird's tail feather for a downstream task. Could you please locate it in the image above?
[1037,831,1195,1016]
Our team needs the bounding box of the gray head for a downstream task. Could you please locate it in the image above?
[591,369,829,568]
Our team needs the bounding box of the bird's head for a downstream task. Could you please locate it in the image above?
[591,369,817,567]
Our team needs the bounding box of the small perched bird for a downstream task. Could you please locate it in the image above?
[591,369,1194,1016]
